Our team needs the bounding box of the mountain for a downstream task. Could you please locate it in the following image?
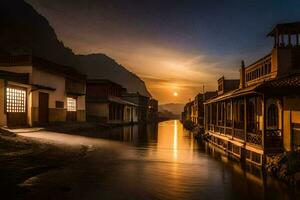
[158,110,180,121]
[0,0,78,67]
[77,54,151,97]
[158,103,184,115]
[0,0,151,97]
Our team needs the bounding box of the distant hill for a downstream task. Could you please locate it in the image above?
[158,110,180,121]
[158,103,184,115]
[0,0,151,97]
[77,54,151,97]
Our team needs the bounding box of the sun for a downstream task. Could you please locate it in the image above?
[173,92,178,97]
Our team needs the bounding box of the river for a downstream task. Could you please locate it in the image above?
[19,120,299,200]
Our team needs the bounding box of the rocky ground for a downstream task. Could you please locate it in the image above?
[266,152,300,185]
[0,132,88,199]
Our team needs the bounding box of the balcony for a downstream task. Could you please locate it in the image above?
[233,129,245,140]
[225,127,233,136]
[234,121,244,130]
[246,131,262,146]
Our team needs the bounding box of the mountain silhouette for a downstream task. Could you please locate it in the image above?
[77,54,151,97]
[158,103,184,115]
[0,0,151,97]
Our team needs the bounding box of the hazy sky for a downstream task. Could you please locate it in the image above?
[27,0,300,104]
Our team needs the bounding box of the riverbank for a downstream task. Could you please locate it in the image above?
[266,152,300,185]
[181,121,300,186]
[0,132,88,199]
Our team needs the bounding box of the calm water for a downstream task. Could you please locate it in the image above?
[20,120,299,200]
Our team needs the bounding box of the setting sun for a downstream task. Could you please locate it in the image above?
[173,92,178,96]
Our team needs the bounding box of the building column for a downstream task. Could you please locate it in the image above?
[280,34,285,47]
[244,97,247,142]
[288,33,291,47]
[231,99,234,138]
[296,34,299,46]
[217,103,219,126]
[223,102,226,127]
[262,95,265,149]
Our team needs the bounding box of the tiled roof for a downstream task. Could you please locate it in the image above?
[257,73,300,88]
[206,73,300,104]
[0,55,86,80]
[205,84,259,104]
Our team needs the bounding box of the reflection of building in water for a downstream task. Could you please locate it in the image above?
[204,142,264,186]
[94,123,158,144]
[86,79,138,124]
[204,22,300,166]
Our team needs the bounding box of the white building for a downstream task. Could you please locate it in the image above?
[0,55,86,127]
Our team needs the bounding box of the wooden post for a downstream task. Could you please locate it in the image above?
[281,34,284,47]
[244,96,247,142]
[216,103,219,127]
[262,95,265,149]
[231,99,234,139]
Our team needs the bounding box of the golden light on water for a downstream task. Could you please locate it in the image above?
[173,120,178,161]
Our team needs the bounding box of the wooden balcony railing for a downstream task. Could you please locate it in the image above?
[233,129,245,140]
[226,120,232,127]
[225,127,233,136]
[246,131,262,146]
[234,121,244,129]
[209,124,215,131]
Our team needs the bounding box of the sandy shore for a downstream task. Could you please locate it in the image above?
[0,133,88,199]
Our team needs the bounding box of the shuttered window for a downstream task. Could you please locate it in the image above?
[67,97,77,111]
[6,87,26,113]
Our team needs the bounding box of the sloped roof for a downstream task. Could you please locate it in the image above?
[87,96,138,106]
[267,22,300,36]
[205,84,259,104]
[0,70,29,84]
[206,73,300,104]
[87,79,123,88]
[0,55,85,80]
[256,73,300,95]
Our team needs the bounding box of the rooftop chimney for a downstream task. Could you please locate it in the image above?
[239,60,245,89]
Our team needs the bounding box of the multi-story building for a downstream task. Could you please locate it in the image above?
[0,55,86,127]
[182,101,193,122]
[191,92,217,126]
[122,92,149,123]
[204,22,300,166]
[86,79,138,124]
[147,98,158,123]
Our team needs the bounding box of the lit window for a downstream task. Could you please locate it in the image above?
[67,97,76,111]
[6,87,26,113]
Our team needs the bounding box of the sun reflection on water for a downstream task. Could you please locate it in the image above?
[173,120,178,161]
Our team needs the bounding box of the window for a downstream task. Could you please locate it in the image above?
[67,97,76,111]
[247,101,255,131]
[6,87,26,113]
[56,101,64,108]
[267,104,278,129]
